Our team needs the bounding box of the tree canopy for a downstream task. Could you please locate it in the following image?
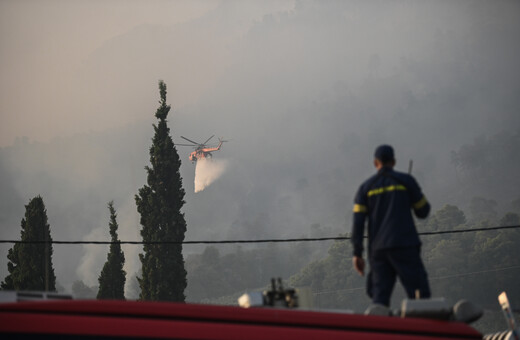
[97,201,126,300]
[1,195,56,291]
[135,80,187,301]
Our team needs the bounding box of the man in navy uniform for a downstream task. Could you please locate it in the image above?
[351,145,431,307]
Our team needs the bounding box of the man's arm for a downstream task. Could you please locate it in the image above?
[351,185,368,277]
[352,208,367,276]
[352,207,367,257]
[408,176,430,219]
[353,256,365,276]
[413,196,430,218]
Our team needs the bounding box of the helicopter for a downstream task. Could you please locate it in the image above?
[177,135,227,163]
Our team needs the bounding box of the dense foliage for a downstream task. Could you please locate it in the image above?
[1,196,56,291]
[97,201,126,300]
[135,81,187,301]
[186,242,317,302]
[184,198,520,333]
[287,202,520,309]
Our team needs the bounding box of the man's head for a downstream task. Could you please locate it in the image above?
[374,144,395,169]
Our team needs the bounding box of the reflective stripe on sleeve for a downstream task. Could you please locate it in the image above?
[413,196,428,210]
[353,204,367,213]
[367,184,407,197]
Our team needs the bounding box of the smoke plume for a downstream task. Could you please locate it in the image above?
[194,158,228,193]
[77,227,106,287]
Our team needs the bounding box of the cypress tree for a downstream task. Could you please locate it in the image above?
[97,201,126,300]
[1,195,56,291]
[135,80,187,301]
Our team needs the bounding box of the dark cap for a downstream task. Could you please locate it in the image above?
[374,145,395,163]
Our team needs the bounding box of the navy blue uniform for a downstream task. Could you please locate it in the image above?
[351,166,431,306]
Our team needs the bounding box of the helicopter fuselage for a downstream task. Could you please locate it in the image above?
[189,143,223,163]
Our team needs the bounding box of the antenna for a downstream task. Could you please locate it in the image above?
[499,292,520,340]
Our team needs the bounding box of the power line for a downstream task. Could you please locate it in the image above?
[418,225,519,236]
[0,225,518,246]
[428,264,520,281]
[313,264,520,296]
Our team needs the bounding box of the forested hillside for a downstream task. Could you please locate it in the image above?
[1,1,519,335]
[185,201,520,334]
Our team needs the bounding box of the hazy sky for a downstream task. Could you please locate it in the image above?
[0,0,294,146]
[2,0,518,147]
[1,0,519,294]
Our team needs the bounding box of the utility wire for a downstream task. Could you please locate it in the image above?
[417,225,519,236]
[313,264,520,296]
[428,264,520,281]
[0,225,518,245]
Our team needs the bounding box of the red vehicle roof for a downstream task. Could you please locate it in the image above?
[0,300,482,339]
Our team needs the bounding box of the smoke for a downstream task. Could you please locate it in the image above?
[114,197,142,297]
[74,197,142,294]
[77,227,107,287]
[194,158,228,193]
[1,0,519,298]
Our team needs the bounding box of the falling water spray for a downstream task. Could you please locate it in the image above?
[194,158,228,193]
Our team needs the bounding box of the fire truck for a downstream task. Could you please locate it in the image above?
[2,282,518,340]
[0,289,492,340]
[0,299,485,339]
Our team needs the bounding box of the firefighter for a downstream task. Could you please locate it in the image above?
[351,145,431,307]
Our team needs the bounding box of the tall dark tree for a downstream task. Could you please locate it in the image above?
[1,196,56,291]
[135,80,187,301]
[97,201,126,300]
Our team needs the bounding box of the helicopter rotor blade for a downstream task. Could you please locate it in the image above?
[180,136,199,145]
[176,143,196,147]
[203,135,215,145]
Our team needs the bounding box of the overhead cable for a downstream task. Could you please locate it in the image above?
[313,264,520,296]
[0,225,518,245]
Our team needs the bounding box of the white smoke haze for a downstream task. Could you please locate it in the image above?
[194,158,228,193]
[113,197,142,297]
[77,227,107,287]
[75,197,141,294]
[0,0,519,301]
